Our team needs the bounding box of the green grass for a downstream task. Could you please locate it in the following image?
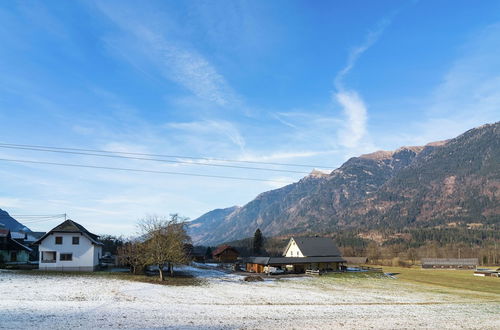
[324,272,387,280]
[12,269,205,286]
[378,266,500,296]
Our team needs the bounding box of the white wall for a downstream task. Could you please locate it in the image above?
[38,233,99,271]
[284,239,304,257]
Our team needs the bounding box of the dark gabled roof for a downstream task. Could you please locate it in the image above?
[421,258,478,266]
[0,230,32,252]
[245,256,271,265]
[269,256,346,264]
[33,219,103,245]
[212,245,239,257]
[288,237,342,257]
[245,256,345,265]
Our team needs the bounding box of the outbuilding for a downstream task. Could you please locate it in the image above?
[421,258,478,269]
[246,237,345,274]
[212,245,239,263]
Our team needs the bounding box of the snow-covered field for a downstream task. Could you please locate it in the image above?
[0,268,498,329]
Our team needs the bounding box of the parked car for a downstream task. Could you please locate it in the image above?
[264,266,285,275]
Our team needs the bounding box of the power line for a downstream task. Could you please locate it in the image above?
[0,157,295,184]
[4,214,65,217]
[0,145,310,174]
[0,142,334,169]
[21,218,65,224]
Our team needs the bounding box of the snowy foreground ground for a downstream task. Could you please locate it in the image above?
[0,267,499,329]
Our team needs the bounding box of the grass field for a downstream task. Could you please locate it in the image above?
[2,266,499,328]
[370,266,500,299]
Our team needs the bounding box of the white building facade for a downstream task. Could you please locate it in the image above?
[35,220,103,271]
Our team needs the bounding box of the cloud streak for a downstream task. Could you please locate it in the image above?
[94,2,239,107]
[333,16,394,148]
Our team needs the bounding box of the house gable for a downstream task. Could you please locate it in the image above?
[34,219,103,246]
[283,238,304,257]
[283,237,341,257]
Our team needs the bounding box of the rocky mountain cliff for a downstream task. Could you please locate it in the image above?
[189,122,500,245]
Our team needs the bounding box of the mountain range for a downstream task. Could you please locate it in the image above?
[189,122,500,245]
[0,208,31,232]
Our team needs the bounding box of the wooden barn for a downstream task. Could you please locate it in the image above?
[245,237,345,274]
[421,258,478,269]
[212,245,239,263]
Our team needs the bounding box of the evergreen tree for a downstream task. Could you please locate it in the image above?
[253,228,263,255]
[205,246,212,260]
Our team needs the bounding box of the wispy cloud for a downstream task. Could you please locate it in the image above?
[333,16,394,148]
[334,18,393,90]
[166,119,246,152]
[409,22,500,144]
[93,2,240,108]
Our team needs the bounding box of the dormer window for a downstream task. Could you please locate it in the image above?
[55,237,63,245]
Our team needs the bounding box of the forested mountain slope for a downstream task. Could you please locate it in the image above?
[189,122,499,245]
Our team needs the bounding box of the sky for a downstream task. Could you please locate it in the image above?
[0,0,499,235]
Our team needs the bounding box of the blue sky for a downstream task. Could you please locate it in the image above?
[0,0,499,235]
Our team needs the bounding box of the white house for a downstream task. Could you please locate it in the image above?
[34,219,103,271]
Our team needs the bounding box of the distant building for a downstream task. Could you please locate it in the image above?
[0,229,32,264]
[33,220,103,271]
[421,258,478,269]
[343,257,368,265]
[246,237,345,274]
[212,245,239,263]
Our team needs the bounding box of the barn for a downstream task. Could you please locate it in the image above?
[245,237,345,274]
[421,258,478,269]
[212,245,239,263]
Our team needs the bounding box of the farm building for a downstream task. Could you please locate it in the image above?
[246,237,345,274]
[344,257,368,265]
[33,219,103,271]
[212,245,239,263]
[0,229,32,264]
[421,258,478,269]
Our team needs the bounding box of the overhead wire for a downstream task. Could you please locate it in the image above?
[0,142,334,169]
[0,157,296,184]
[0,144,311,174]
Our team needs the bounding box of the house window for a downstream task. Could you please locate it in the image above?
[10,251,17,262]
[41,251,56,263]
[60,253,73,261]
[72,237,80,245]
[55,236,63,245]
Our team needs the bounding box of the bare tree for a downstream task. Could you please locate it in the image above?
[117,240,145,274]
[139,214,190,281]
